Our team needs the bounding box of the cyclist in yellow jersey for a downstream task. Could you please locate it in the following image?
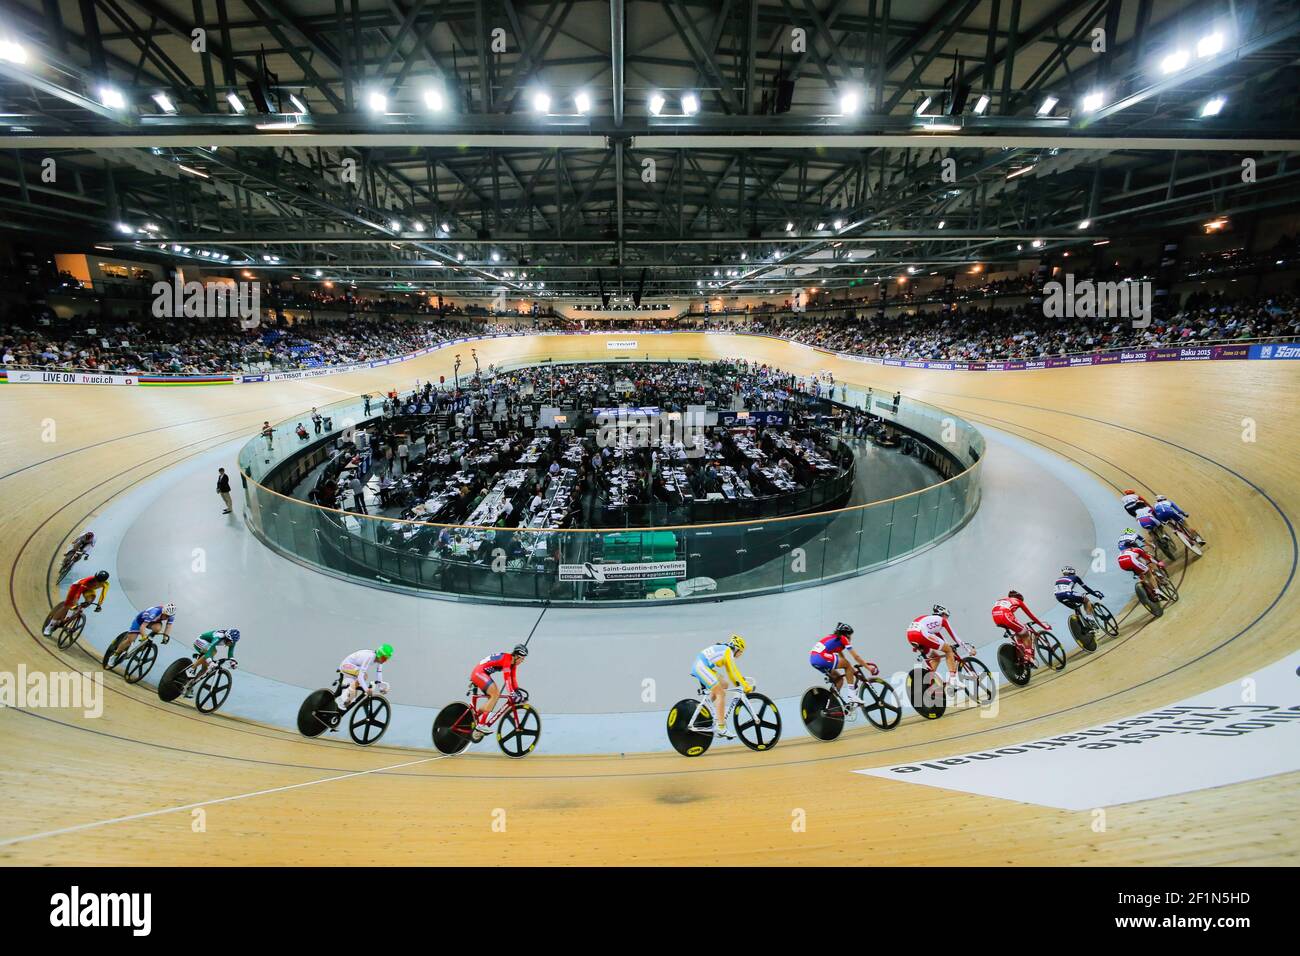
[690,635,752,738]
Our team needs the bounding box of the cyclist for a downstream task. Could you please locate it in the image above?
[691,635,752,739]
[1116,539,1165,604]
[65,530,96,563]
[1053,566,1104,618]
[1120,490,1151,518]
[1152,494,1206,546]
[1118,527,1147,552]
[991,590,1052,668]
[907,606,964,693]
[1133,500,1164,537]
[121,602,176,652]
[187,628,241,688]
[337,644,392,709]
[470,644,528,733]
[43,570,109,636]
[809,623,878,705]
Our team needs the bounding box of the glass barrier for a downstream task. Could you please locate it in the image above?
[238,383,983,605]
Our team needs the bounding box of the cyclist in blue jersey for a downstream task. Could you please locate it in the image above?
[1152,495,1206,546]
[124,602,176,651]
[808,623,878,704]
[1053,567,1104,617]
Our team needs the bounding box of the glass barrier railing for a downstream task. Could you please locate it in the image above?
[237,382,983,605]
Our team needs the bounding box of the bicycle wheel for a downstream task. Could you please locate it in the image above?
[1156,570,1180,604]
[1177,529,1203,557]
[56,554,75,584]
[952,657,993,706]
[860,678,902,731]
[297,689,339,737]
[123,642,157,684]
[158,659,191,702]
[58,613,87,650]
[432,702,476,755]
[1135,581,1163,617]
[1155,529,1178,561]
[195,667,234,713]
[733,692,781,752]
[997,643,1031,686]
[102,632,132,671]
[1067,614,1096,653]
[799,687,845,741]
[1035,632,1067,671]
[41,605,62,639]
[906,667,946,719]
[1093,602,1119,636]
[497,703,542,758]
[666,698,714,756]
[349,695,390,746]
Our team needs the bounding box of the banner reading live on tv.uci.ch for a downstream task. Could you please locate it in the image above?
[0,333,1296,386]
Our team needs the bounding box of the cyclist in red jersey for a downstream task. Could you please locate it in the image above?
[1117,544,1165,603]
[43,570,110,636]
[991,590,1051,666]
[470,643,529,732]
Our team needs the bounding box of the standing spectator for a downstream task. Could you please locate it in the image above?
[311,407,323,434]
[261,421,274,450]
[216,467,233,515]
[892,390,901,412]
[396,439,410,475]
[362,393,372,416]
[350,475,367,514]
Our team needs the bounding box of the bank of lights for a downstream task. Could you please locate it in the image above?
[1201,96,1225,117]
[0,37,28,64]
[100,87,126,110]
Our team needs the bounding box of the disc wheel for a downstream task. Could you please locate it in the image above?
[297,689,339,737]
[195,667,234,714]
[1093,602,1119,636]
[666,698,714,756]
[1068,614,1096,653]
[102,632,133,671]
[349,695,390,746]
[906,666,946,719]
[800,687,846,741]
[860,678,902,730]
[432,702,475,755]
[497,704,542,758]
[1135,581,1163,617]
[1035,631,1067,671]
[123,641,158,684]
[733,692,781,751]
[997,643,1031,686]
[158,659,191,702]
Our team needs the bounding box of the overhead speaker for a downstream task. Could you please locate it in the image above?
[247,80,277,114]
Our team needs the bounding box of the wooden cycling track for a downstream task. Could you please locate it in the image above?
[1,332,1297,866]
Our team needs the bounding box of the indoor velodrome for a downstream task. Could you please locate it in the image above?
[1,0,1300,893]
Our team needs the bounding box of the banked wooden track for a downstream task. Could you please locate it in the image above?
[1,333,1297,866]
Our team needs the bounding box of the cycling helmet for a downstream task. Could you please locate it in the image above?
[163,602,177,615]
[376,643,394,659]
[226,628,240,642]
[727,634,746,653]
[1122,527,1137,537]
[1155,494,1168,502]
[94,570,109,583]
[1008,590,1023,600]
[1121,489,1136,496]
[834,622,854,637]
[932,604,949,617]
[512,643,529,659]
[1060,566,1077,577]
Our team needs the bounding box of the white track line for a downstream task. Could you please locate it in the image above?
[0,754,444,848]
[300,381,356,396]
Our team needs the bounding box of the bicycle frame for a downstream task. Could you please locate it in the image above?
[687,684,758,734]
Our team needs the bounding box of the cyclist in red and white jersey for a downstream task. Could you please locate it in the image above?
[1116,534,1165,603]
[1120,490,1151,518]
[991,590,1052,667]
[907,605,963,690]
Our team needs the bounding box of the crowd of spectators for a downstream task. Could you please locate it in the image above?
[3,285,1298,375]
